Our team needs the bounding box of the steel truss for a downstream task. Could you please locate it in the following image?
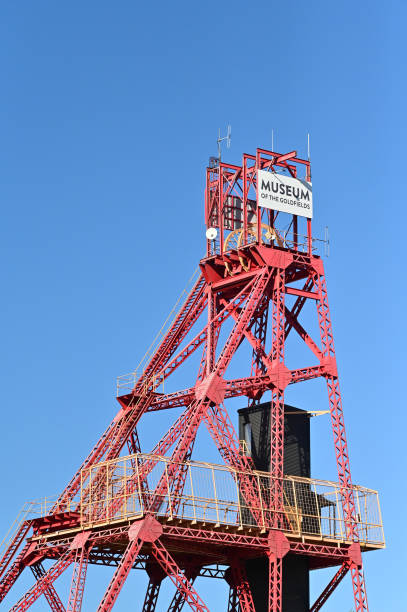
[229,561,256,612]
[227,585,239,612]
[310,562,350,611]
[141,562,165,612]
[0,147,378,611]
[166,565,201,612]
[97,537,144,611]
[66,542,91,612]
[10,550,74,611]
[29,562,66,612]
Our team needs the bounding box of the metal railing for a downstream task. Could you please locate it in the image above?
[280,228,329,256]
[80,453,384,547]
[0,496,69,559]
[116,372,161,397]
[220,226,328,257]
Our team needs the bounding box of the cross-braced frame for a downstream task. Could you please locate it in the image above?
[0,147,382,611]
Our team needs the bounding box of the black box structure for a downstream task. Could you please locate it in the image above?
[238,402,311,612]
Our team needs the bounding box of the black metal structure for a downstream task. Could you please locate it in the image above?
[238,403,311,612]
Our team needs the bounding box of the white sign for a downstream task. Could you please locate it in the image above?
[257,169,313,218]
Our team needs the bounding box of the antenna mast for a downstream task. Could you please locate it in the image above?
[217,124,231,160]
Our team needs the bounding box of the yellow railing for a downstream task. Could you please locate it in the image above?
[116,372,161,397]
[0,496,73,559]
[80,453,385,547]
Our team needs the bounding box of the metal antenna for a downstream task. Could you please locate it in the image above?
[217,125,231,160]
[307,132,310,161]
[272,129,274,152]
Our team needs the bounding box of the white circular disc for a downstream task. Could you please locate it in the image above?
[206,227,218,240]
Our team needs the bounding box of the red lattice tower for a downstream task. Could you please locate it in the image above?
[0,147,383,611]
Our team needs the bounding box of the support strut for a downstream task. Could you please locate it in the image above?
[166,565,201,612]
[67,545,90,612]
[142,578,162,612]
[30,562,66,612]
[310,562,350,611]
[227,585,240,612]
[151,539,210,612]
[97,537,143,612]
[10,550,74,612]
[268,554,282,612]
[229,561,255,612]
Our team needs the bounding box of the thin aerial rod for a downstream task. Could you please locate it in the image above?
[217,125,231,160]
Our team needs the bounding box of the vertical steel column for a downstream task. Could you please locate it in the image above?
[350,564,369,612]
[314,270,369,611]
[219,165,224,255]
[205,167,210,257]
[227,585,239,612]
[142,579,161,612]
[270,267,286,529]
[66,547,90,612]
[248,294,269,407]
[142,560,166,611]
[230,561,255,612]
[268,552,282,612]
[242,154,248,246]
[267,266,286,612]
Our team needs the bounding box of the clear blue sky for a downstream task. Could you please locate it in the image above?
[0,1,403,610]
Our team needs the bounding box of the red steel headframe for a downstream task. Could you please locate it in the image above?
[0,147,373,612]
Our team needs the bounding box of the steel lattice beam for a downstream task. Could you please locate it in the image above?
[148,270,272,515]
[54,275,208,512]
[97,537,144,612]
[314,270,369,609]
[268,554,282,612]
[29,562,66,612]
[269,267,286,532]
[0,541,32,603]
[0,146,377,612]
[166,565,200,612]
[0,521,31,582]
[310,562,350,611]
[230,561,255,612]
[10,550,74,612]
[142,578,162,612]
[227,585,240,612]
[66,546,90,612]
[150,540,210,612]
